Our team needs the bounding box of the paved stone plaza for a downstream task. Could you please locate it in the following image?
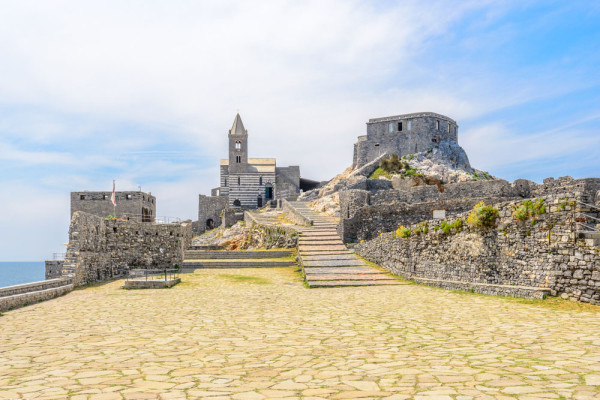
[1,268,600,400]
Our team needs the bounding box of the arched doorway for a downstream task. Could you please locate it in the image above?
[257,195,263,208]
[206,219,214,230]
[233,199,241,207]
[265,184,273,201]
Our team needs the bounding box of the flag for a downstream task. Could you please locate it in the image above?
[111,180,116,206]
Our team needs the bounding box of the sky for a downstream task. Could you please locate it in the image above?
[1,0,599,261]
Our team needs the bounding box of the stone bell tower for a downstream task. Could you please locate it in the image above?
[228,113,248,174]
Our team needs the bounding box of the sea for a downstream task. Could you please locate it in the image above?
[0,262,46,288]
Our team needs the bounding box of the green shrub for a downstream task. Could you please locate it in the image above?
[467,201,499,229]
[395,225,411,238]
[513,205,529,221]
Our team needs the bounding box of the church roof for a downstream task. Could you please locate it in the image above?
[229,113,247,135]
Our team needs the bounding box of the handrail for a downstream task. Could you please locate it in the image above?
[578,201,600,211]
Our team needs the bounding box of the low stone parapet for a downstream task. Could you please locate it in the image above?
[0,280,73,312]
[413,278,551,299]
[0,277,73,298]
[124,278,180,289]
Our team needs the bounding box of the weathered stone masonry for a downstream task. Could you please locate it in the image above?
[62,212,192,286]
[355,188,600,303]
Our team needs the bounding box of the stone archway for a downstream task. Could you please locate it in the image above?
[206,219,214,230]
[233,199,241,207]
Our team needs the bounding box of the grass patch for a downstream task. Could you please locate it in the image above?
[369,166,392,179]
[219,274,272,285]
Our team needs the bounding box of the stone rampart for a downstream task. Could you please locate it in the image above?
[355,194,600,303]
[339,177,600,242]
[63,212,192,286]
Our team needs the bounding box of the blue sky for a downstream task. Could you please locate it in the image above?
[1,0,599,261]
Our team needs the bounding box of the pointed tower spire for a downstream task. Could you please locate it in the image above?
[230,113,247,135]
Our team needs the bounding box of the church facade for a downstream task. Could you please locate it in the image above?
[198,114,304,233]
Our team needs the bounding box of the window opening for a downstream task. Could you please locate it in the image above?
[436,120,440,130]
[408,120,412,131]
[238,177,241,185]
[259,177,263,185]
[398,122,403,131]
[388,123,393,133]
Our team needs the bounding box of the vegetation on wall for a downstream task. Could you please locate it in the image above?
[513,198,546,221]
[467,201,499,229]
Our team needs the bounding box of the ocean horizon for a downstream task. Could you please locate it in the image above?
[0,261,46,288]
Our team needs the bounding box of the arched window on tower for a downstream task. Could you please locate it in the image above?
[235,140,241,150]
[259,176,263,186]
[238,177,241,185]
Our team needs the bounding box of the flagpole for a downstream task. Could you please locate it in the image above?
[112,180,116,218]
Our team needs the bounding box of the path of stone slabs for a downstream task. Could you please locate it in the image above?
[1,267,600,399]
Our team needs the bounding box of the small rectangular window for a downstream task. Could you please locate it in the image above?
[408,120,412,131]
[398,122,403,131]
[103,195,108,200]
[126,194,132,200]
[80,195,85,200]
[388,123,393,133]
[436,120,440,130]
[448,123,450,133]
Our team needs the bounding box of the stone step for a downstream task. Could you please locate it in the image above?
[183,259,296,268]
[308,280,404,288]
[298,235,341,240]
[303,260,367,267]
[301,254,357,261]
[298,240,344,246]
[307,273,394,281]
[299,251,354,257]
[184,250,293,259]
[299,245,348,252]
[301,232,340,236]
[303,267,383,274]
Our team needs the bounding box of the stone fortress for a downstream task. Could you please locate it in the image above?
[353,112,471,170]
[71,190,156,222]
[5,109,598,313]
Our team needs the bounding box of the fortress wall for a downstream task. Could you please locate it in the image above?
[198,195,228,234]
[355,195,600,303]
[64,212,192,286]
[339,177,599,242]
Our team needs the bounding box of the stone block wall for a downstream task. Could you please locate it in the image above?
[45,260,64,279]
[63,212,192,286]
[355,194,600,303]
[198,195,229,234]
[339,177,600,243]
[71,191,156,222]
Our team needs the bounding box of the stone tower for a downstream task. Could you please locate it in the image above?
[228,113,248,174]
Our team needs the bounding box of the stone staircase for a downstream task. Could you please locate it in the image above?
[287,202,403,288]
[182,249,296,270]
[576,202,600,247]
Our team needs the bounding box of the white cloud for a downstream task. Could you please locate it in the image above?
[0,0,599,260]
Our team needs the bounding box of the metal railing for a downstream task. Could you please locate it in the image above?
[126,269,180,281]
[52,252,66,260]
[575,202,600,234]
[154,216,182,224]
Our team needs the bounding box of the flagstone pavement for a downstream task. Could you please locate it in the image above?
[2,268,600,400]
